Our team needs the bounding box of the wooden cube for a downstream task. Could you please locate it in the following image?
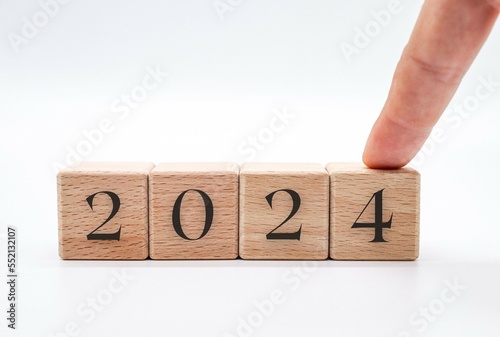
[58,162,154,260]
[239,163,329,260]
[149,163,239,259]
[327,163,420,260]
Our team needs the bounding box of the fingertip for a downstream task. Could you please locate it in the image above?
[362,149,409,169]
[362,120,415,169]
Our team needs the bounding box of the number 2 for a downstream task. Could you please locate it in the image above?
[266,189,302,240]
[86,191,121,241]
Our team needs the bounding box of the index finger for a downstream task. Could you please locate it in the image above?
[363,0,499,168]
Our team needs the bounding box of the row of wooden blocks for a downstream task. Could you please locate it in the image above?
[57,162,420,261]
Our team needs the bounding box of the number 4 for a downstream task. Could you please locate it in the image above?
[351,189,392,242]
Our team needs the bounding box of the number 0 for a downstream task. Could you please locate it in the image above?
[172,189,214,240]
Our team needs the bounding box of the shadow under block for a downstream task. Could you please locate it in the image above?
[326,163,420,261]
[57,162,154,260]
[239,163,329,260]
[149,163,239,259]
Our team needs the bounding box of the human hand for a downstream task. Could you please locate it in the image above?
[363,0,500,168]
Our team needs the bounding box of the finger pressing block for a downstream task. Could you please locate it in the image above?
[326,163,420,261]
[239,163,329,260]
[58,162,154,260]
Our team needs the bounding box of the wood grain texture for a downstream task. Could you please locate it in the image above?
[326,163,420,261]
[58,162,154,260]
[239,163,329,260]
[149,163,239,259]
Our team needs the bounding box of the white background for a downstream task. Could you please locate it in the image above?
[1,0,500,336]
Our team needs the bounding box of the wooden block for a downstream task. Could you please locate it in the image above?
[239,163,329,260]
[326,163,420,260]
[149,163,239,259]
[58,162,154,260]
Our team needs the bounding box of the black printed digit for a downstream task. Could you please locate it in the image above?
[86,191,121,241]
[352,189,392,242]
[266,189,302,240]
[172,189,214,240]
